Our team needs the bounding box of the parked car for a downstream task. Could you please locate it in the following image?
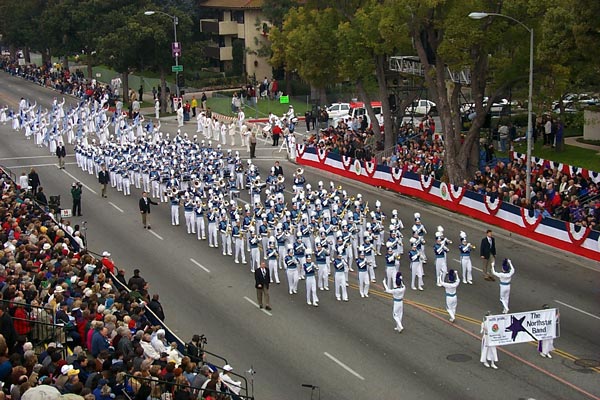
[333,101,384,129]
[326,103,351,120]
[406,99,436,115]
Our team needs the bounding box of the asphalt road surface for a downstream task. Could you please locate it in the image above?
[1,72,599,400]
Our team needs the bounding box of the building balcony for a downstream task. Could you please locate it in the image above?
[204,45,233,61]
[200,19,239,36]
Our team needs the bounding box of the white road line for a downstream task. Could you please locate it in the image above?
[237,198,249,204]
[554,300,600,321]
[148,230,164,241]
[8,162,77,169]
[108,202,124,213]
[62,169,98,194]
[323,352,365,381]
[452,259,482,272]
[0,155,74,161]
[243,296,272,316]
[190,258,211,273]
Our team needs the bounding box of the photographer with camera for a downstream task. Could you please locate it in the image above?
[187,334,207,364]
[71,182,83,216]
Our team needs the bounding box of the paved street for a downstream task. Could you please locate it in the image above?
[1,73,599,400]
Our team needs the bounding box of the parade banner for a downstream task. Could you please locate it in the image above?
[295,146,600,262]
[510,151,600,184]
[485,308,559,347]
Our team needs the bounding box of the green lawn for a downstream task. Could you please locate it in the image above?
[206,96,312,119]
[511,139,600,171]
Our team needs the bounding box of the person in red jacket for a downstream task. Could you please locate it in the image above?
[101,251,115,274]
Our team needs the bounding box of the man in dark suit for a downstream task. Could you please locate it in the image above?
[272,161,283,177]
[139,191,158,229]
[480,229,496,281]
[56,142,66,169]
[254,261,272,310]
[98,163,110,198]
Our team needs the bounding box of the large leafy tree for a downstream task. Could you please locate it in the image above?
[270,6,342,104]
[336,0,416,148]
[401,0,545,185]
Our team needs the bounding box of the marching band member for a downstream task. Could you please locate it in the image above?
[409,239,424,291]
[315,239,329,291]
[207,207,219,248]
[382,271,406,332]
[538,304,557,358]
[266,237,280,284]
[492,259,515,314]
[284,245,299,295]
[183,196,196,235]
[248,228,261,273]
[412,213,427,263]
[384,244,399,289]
[356,247,370,298]
[304,251,319,306]
[219,214,232,256]
[363,235,377,283]
[232,218,246,264]
[433,235,449,286]
[275,224,287,270]
[169,191,180,226]
[293,168,305,194]
[438,269,460,322]
[194,200,206,240]
[481,312,498,369]
[458,231,474,284]
[333,250,349,301]
[293,233,307,280]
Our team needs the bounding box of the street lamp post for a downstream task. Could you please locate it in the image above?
[468,12,534,202]
[144,10,180,99]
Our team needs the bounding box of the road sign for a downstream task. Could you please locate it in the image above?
[171,65,183,72]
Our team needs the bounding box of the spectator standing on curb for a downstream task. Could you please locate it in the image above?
[254,261,271,310]
[71,182,83,216]
[191,96,198,117]
[99,163,110,198]
[18,172,29,192]
[139,191,158,229]
[28,167,40,194]
[35,186,48,206]
[148,294,165,321]
[56,141,66,169]
[201,92,207,110]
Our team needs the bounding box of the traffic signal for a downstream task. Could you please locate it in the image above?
[177,73,185,88]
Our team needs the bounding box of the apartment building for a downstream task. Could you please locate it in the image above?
[199,0,271,81]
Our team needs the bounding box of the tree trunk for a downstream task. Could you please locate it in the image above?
[160,66,168,114]
[24,47,31,64]
[356,79,380,137]
[41,49,51,65]
[310,84,327,106]
[375,54,394,150]
[122,71,130,105]
[87,53,93,79]
[285,68,292,97]
[412,20,489,185]
[63,55,69,70]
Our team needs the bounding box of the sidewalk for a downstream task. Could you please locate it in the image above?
[565,136,600,153]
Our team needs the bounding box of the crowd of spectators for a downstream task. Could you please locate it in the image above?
[0,56,115,105]
[304,112,599,229]
[0,169,245,399]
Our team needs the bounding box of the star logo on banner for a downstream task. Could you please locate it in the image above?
[505,315,528,341]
